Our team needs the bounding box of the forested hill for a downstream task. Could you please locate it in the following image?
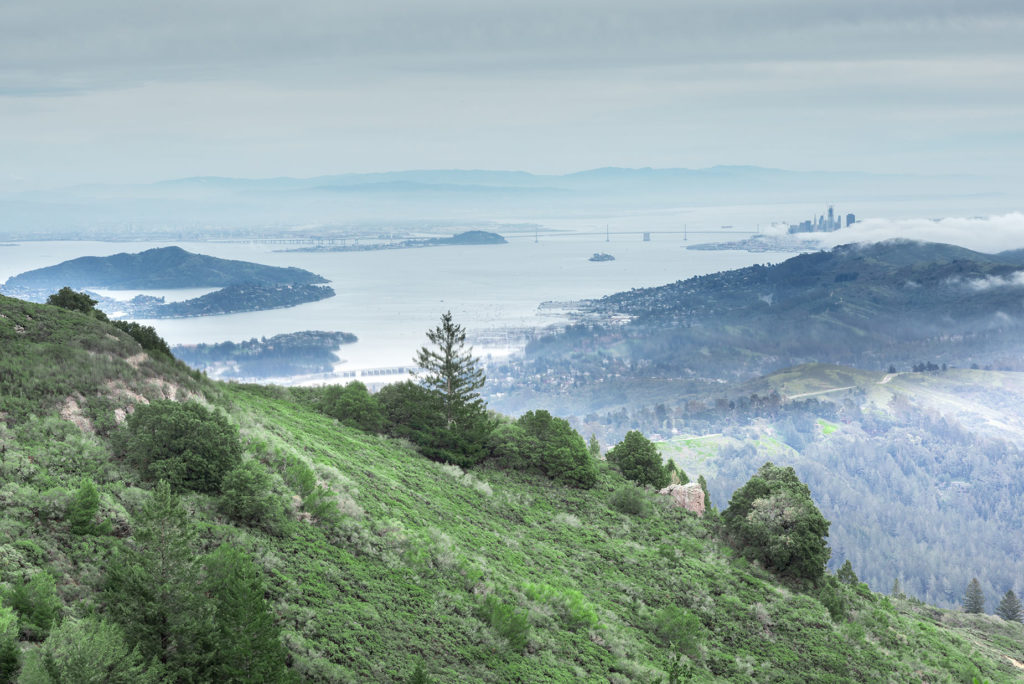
[1,245,327,292]
[2,293,1024,682]
[497,240,1024,415]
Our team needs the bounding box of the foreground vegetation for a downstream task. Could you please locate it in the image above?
[2,293,1023,682]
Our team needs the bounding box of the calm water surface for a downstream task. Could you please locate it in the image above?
[0,232,790,378]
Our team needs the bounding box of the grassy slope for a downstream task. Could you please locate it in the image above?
[2,295,1023,682]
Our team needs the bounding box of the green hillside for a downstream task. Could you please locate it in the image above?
[2,294,1023,682]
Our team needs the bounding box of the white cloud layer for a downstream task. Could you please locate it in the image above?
[817,213,1024,254]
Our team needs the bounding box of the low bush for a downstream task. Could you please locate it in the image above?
[609,485,651,517]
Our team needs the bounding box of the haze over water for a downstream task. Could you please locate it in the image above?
[0,228,773,379]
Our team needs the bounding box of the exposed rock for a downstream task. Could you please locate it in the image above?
[658,482,705,517]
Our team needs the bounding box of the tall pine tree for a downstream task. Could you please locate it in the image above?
[963,578,985,614]
[414,311,485,428]
[202,544,290,682]
[412,311,491,465]
[103,481,206,675]
[996,590,1022,622]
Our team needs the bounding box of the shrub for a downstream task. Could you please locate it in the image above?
[46,287,107,320]
[219,460,284,532]
[507,410,598,488]
[478,595,530,652]
[114,400,242,493]
[606,431,669,489]
[5,572,60,641]
[17,617,161,683]
[652,606,703,660]
[283,456,340,524]
[111,320,172,357]
[609,485,651,517]
[523,583,600,631]
[319,381,385,433]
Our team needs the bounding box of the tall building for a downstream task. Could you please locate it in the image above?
[846,213,856,226]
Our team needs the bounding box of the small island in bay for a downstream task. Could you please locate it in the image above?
[172,330,357,379]
[111,282,336,319]
[0,245,335,318]
[588,252,615,262]
[281,229,507,253]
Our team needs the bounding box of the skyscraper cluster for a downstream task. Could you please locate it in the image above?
[787,206,855,234]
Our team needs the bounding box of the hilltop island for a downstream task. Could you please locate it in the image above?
[280,229,507,253]
[0,246,335,318]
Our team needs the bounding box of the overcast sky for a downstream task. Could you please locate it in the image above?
[2,0,1023,190]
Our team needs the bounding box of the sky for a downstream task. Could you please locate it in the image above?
[2,0,1024,190]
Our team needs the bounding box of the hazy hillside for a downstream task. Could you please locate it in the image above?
[655,363,1024,612]
[491,240,1024,417]
[2,294,1023,682]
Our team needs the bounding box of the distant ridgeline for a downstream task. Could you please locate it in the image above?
[172,330,357,379]
[0,246,334,318]
[280,229,507,253]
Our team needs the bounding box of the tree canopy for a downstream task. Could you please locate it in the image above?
[606,430,669,489]
[46,286,107,319]
[320,380,385,433]
[114,400,242,493]
[511,410,598,488]
[722,462,831,583]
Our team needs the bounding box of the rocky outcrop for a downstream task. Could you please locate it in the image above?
[658,482,705,517]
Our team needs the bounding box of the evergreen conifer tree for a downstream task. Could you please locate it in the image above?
[411,312,492,465]
[963,578,985,614]
[67,478,100,535]
[104,481,205,673]
[201,544,289,682]
[414,311,485,430]
[996,590,1022,622]
[837,560,858,585]
[697,475,714,514]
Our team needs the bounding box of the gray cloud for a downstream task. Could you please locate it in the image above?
[1,1,1023,189]
[3,1,1023,90]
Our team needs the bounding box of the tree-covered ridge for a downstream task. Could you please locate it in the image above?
[1,295,1024,682]
[1,245,327,292]
[493,240,1024,417]
[132,282,336,319]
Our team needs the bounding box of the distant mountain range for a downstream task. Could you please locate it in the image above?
[0,166,998,238]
